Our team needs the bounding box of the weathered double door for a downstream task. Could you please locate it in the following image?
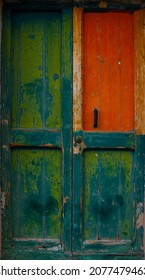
[2,6,144,259]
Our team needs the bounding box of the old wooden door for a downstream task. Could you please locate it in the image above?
[73,11,144,259]
[1,6,144,260]
[2,6,72,259]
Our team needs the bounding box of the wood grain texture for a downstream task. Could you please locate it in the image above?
[83,12,134,132]
[73,7,83,131]
[135,9,145,134]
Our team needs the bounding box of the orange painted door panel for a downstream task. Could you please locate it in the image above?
[83,12,134,131]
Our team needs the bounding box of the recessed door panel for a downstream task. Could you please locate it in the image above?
[83,150,133,241]
[83,13,134,131]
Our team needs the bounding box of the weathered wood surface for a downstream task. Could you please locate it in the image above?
[73,7,82,131]
[2,0,145,9]
[135,9,145,134]
[83,12,134,132]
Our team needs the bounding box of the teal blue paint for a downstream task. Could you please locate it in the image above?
[61,7,73,252]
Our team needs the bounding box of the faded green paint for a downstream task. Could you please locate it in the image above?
[12,12,62,129]
[84,150,133,241]
[12,149,62,238]
[2,6,73,260]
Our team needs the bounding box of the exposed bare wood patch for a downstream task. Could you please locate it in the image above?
[73,7,83,131]
[135,9,145,134]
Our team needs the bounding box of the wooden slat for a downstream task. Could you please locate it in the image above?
[73,7,83,131]
[83,13,99,130]
[61,8,73,252]
[121,13,134,131]
[135,9,145,134]
[83,132,135,149]
[10,129,62,147]
[0,0,2,260]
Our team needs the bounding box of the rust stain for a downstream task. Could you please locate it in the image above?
[10,143,27,147]
[39,144,53,147]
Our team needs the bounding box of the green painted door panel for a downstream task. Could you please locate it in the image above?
[84,150,133,241]
[2,7,72,259]
[12,149,61,239]
[12,12,62,129]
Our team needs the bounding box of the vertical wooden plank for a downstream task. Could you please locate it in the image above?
[1,7,12,249]
[84,151,99,240]
[99,151,120,239]
[120,152,133,240]
[135,9,145,135]
[0,0,2,259]
[73,7,83,132]
[99,13,121,131]
[83,13,99,131]
[73,7,83,253]
[120,13,134,131]
[62,8,73,253]
[45,13,62,129]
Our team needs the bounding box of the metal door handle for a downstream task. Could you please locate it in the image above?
[93,108,98,128]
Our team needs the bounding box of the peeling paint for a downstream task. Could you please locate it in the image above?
[73,141,86,155]
[98,1,108,8]
[2,145,8,151]
[136,202,144,229]
[1,119,8,125]
[1,192,6,210]
[63,196,69,204]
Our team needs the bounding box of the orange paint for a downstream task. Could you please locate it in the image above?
[83,12,134,132]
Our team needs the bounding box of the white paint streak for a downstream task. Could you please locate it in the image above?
[73,8,83,131]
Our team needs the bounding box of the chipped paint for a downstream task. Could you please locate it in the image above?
[63,196,69,204]
[1,119,8,125]
[2,145,8,151]
[98,1,108,8]
[73,138,86,154]
[136,202,144,229]
[1,192,6,211]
